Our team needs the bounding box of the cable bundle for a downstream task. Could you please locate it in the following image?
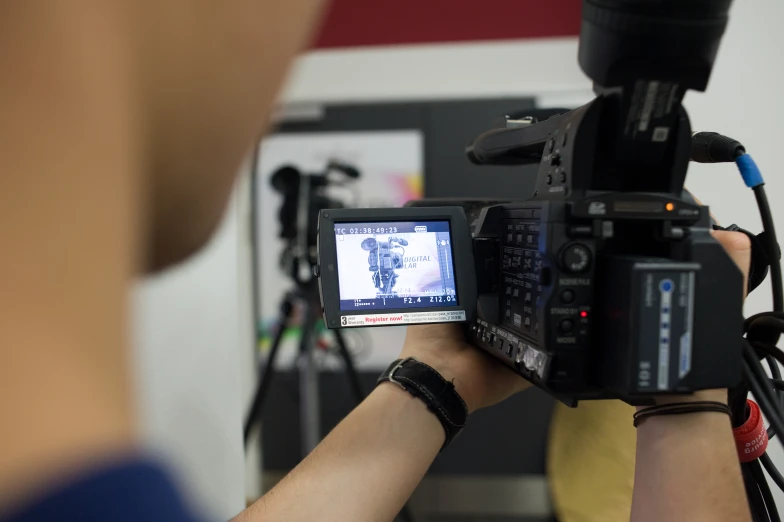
[689,133,784,520]
[707,141,784,522]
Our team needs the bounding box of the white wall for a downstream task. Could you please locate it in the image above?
[282,38,592,104]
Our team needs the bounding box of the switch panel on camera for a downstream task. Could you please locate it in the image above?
[472,202,597,398]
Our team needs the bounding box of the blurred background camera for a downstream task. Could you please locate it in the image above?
[270,161,360,284]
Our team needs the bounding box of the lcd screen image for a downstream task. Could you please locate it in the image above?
[334,221,458,311]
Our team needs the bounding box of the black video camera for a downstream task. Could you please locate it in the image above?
[314,0,758,406]
[271,161,360,284]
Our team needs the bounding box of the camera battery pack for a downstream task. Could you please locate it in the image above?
[597,257,700,395]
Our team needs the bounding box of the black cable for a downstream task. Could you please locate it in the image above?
[745,367,784,514]
[745,314,784,440]
[745,350,783,425]
[753,185,783,313]
[749,318,784,350]
[748,186,783,441]
[691,132,746,163]
[744,361,784,445]
[769,360,783,395]
[745,312,784,332]
[745,343,781,406]
[731,382,751,428]
[746,462,772,522]
[726,147,784,521]
[767,357,782,440]
[743,342,784,442]
[762,453,784,493]
[753,340,784,368]
[743,294,784,512]
[762,353,783,440]
[749,317,784,332]
[752,458,782,522]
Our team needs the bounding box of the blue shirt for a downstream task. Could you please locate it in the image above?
[1,460,202,522]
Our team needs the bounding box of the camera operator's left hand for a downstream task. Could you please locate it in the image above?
[398,324,531,413]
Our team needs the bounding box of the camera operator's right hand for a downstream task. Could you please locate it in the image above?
[713,228,752,297]
[398,323,531,413]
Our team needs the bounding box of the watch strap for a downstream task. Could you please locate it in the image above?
[377,358,468,450]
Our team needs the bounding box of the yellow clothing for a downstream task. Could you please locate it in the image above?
[547,400,637,522]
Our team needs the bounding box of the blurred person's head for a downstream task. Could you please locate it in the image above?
[130,0,325,270]
[0,0,326,497]
[0,0,325,271]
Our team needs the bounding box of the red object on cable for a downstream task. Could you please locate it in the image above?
[733,399,768,463]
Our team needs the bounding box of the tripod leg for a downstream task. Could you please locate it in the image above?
[243,297,294,447]
[298,301,321,455]
[333,329,366,404]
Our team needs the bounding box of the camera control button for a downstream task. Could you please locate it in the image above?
[561,290,575,304]
[560,244,591,274]
[559,319,575,334]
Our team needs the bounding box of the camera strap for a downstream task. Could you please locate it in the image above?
[377,358,468,450]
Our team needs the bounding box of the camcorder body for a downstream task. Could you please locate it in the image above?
[315,0,747,406]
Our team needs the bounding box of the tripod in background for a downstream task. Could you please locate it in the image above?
[244,160,365,451]
[243,278,364,453]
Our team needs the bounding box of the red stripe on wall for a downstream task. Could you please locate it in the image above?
[313,0,582,49]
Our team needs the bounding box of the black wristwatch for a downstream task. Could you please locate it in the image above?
[377,358,468,450]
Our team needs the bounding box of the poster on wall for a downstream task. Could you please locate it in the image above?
[255,130,424,370]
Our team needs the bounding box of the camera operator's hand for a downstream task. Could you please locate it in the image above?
[713,228,752,297]
[242,321,531,522]
[398,324,530,413]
